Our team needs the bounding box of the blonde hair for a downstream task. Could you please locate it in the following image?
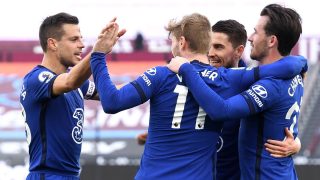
[165,13,211,54]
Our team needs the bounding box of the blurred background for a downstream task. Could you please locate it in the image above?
[0,0,319,179]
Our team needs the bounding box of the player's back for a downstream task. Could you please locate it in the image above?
[135,61,249,180]
[239,75,303,180]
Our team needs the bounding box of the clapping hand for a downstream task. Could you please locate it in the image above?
[93,17,126,54]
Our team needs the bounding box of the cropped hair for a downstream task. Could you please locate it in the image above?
[39,12,79,52]
[261,4,302,55]
[212,19,247,48]
[165,13,211,54]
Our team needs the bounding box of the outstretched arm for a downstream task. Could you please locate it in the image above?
[91,52,143,113]
[176,63,251,120]
[168,55,307,84]
[259,55,308,79]
[52,18,124,96]
[82,83,126,101]
[265,128,301,157]
[167,56,307,120]
[90,21,154,113]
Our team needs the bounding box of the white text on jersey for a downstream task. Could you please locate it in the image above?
[247,89,263,107]
[201,69,218,81]
[141,74,151,86]
[288,75,303,97]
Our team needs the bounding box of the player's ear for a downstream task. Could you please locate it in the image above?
[268,35,278,48]
[179,36,187,49]
[234,45,244,60]
[236,45,245,55]
[47,38,58,51]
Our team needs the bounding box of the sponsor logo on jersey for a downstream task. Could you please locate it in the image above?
[246,89,263,107]
[38,71,54,83]
[252,85,268,98]
[72,108,84,144]
[85,81,96,99]
[146,68,156,76]
[201,69,218,81]
[288,75,303,97]
[141,74,151,86]
[216,136,224,152]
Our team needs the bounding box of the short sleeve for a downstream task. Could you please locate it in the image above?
[25,70,57,102]
[241,78,281,114]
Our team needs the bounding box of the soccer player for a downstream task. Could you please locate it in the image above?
[210,20,301,180]
[20,13,125,180]
[90,13,306,180]
[137,19,301,180]
[167,4,304,180]
[209,19,248,180]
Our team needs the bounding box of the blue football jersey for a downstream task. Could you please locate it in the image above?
[168,56,306,179]
[239,76,303,180]
[215,117,241,180]
[20,65,96,177]
[90,52,266,180]
[215,59,247,180]
[134,62,258,180]
[91,53,306,180]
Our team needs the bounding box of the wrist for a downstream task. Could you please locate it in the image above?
[93,51,107,54]
[91,51,107,57]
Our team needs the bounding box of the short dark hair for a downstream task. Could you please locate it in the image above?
[212,19,247,48]
[261,4,302,56]
[39,12,79,52]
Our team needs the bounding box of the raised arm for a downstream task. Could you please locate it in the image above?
[52,53,91,96]
[89,21,148,113]
[52,18,123,96]
[90,52,144,113]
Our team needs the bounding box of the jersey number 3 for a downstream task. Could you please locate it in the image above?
[285,101,300,134]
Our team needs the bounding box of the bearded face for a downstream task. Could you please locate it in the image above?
[248,16,270,62]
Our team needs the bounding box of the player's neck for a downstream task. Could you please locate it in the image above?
[41,54,68,74]
[183,52,209,64]
[232,59,240,68]
[259,51,283,65]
